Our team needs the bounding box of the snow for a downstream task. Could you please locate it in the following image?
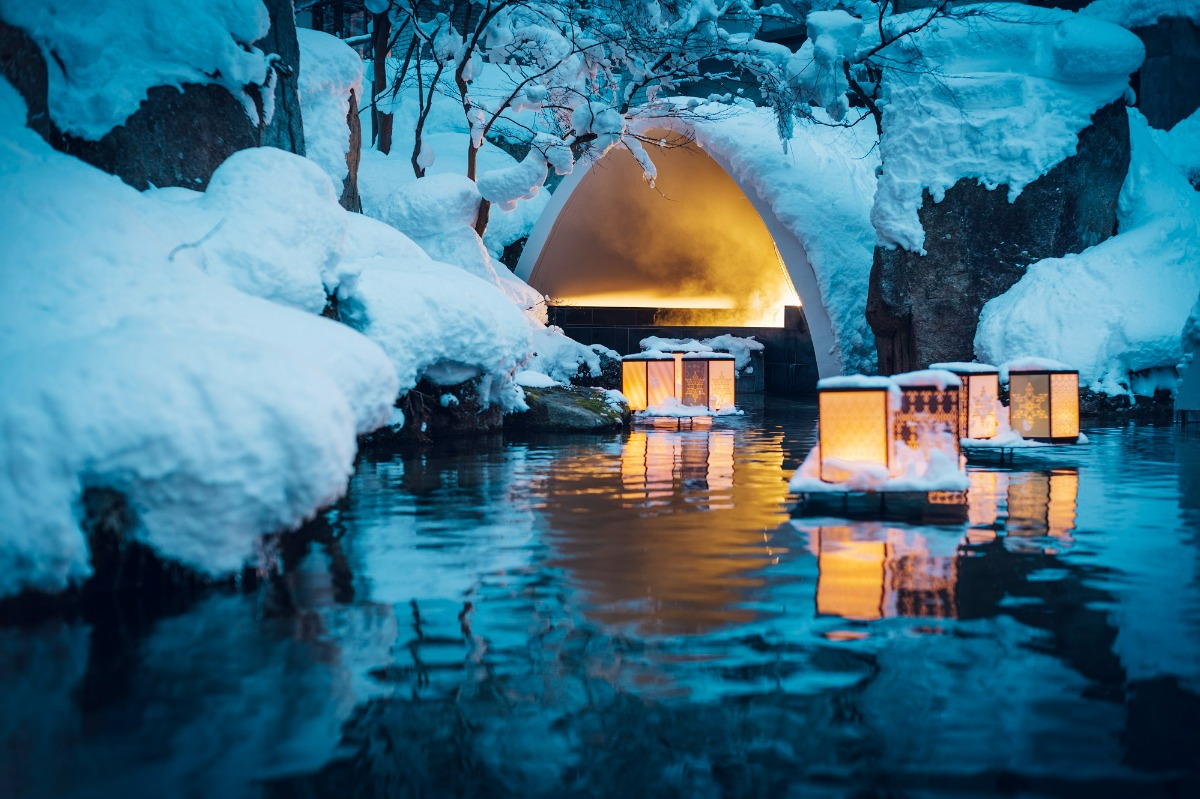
[891,369,962,391]
[976,111,1200,394]
[640,336,713,353]
[0,0,273,140]
[817,375,899,392]
[515,370,560,388]
[789,10,864,121]
[639,398,744,418]
[297,28,363,188]
[526,326,610,384]
[999,357,1077,380]
[789,446,969,494]
[1150,108,1200,187]
[1084,0,1200,27]
[0,79,398,599]
[929,361,999,374]
[868,3,1144,253]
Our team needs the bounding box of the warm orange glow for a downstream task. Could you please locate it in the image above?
[1048,469,1078,537]
[893,384,960,459]
[1010,370,1079,441]
[647,360,676,408]
[1050,373,1080,439]
[527,129,801,328]
[968,469,1005,528]
[818,389,890,481]
[709,360,736,411]
[964,373,1000,439]
[1006,468,1079,538]
[816,529,886,621]
[622,360,648,411]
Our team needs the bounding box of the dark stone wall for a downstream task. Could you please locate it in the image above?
[866,100,1130,374]
[258,0,306,157]
[1132,17,1200,130]
[0,19,49,139]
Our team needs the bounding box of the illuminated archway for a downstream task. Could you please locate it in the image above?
[517,126,843,378]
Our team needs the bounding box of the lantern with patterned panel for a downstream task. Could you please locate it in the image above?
[931,362,1000,440]
[681,352,737,411]
[1005,359,1079,443]
[891,370,962,460]
[817,376,896,482]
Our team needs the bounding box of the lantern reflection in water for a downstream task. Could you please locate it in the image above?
[1006,468,1079,539]
[621,429,736,509]
[807,525,959,621]
[1008,367,1079,442]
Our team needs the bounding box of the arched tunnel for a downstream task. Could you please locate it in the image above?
[516,129,836,394]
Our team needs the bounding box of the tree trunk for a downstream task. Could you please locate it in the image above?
[371,11,392,153]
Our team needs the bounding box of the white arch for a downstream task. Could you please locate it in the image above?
[516,126,843,379]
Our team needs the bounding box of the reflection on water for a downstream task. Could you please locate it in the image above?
[3,401,1200,798]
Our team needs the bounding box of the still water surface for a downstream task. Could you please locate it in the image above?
[3,397,1199,798]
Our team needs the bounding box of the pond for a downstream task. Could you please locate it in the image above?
[3,397,1199,798]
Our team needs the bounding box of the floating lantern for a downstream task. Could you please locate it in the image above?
[931,362,1000,440]
[621,352,677,412]
[817,377,895,482]
[1007,365,1079,443]
[891,370,962,459]
[681,353,737,411]
[622,351,737,412]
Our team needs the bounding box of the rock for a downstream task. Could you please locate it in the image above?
[0,19,50,140]
[341,87,363,212]
[507,385,629,433]
[867,100,1130,373]
[570,347,622,390]
[2,0,305,191]
[256,0,306,157]
[1131,17,1200,131]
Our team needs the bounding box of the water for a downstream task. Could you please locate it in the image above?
[3,397,1199,798]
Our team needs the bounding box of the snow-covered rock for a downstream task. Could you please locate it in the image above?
[297,28,363,190]
[976,110,1200,394]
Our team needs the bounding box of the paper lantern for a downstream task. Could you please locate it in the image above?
[932,363,1000,440]
[891,370,961,458]
[1008,368,1079,442]
[818,378,894,482]
[681,353,737,411]
[621,353,677,411]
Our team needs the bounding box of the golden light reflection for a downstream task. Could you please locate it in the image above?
[547,427,790,635]
[1006,469,1079,539]
[809,525,959,621]
[527,129,801,328]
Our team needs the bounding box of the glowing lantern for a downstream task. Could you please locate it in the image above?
[621,353,677,411]
[931,362,1000,440]
[891,370,962,459]
[817,377,895,482]
[1008,366,1079,442]
[681,353,737,411]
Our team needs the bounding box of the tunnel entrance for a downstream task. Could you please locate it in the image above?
[516,128,830,394]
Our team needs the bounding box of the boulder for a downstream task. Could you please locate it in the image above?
[1,0,305,191]
[570,346,623,390]
[1131,17,1200,131]
[507,385,629,433]
[867,100,1130,373]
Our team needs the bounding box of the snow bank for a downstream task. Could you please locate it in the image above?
[976,111,1200,394]
[0,79,398,599]
[1084,0,1200,27]
[1150,108,1200,187]
[643,106,880,372]
[869,3,1144,253]
[0,0,273,139]
[297,28,363,187]
[789,446,968,494]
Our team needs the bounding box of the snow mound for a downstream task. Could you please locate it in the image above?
[297,28,364,188]
[1150,108,1200,187]
[976,110,1200,394]
[871,3,1144,253]
[789,446,968,494]
[1084,0,1200,28]
[0,0,273,139]
[0,79,398,599]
